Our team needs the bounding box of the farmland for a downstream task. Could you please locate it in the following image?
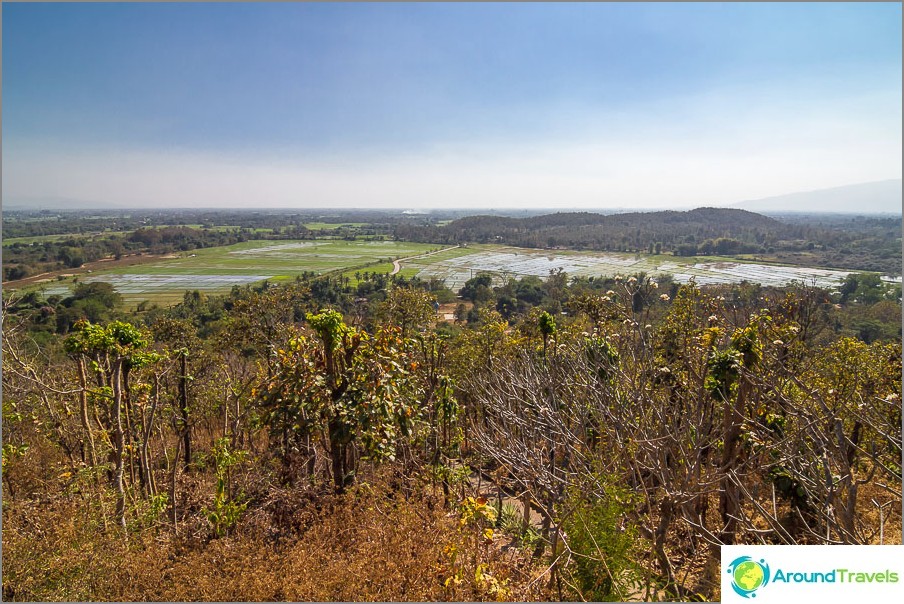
[401,244,878,291]
[2,230,132,246]
[37,239,442,305]
[29,238,892,308]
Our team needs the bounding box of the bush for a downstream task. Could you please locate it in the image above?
[560,478,646,602]
[2,474,548,601]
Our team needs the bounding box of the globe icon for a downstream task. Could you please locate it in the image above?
[734,560,765,592]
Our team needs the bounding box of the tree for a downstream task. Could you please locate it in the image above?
[459,273,493,302]
[64,319,155,529]
[259,309,418,491]
[538,311,557,357]
[379,286,436,337]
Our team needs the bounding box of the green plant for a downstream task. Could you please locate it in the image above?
[458,496,498,528]
[496,502,542,549]
[560,479,645,602]
[202,437,248,537]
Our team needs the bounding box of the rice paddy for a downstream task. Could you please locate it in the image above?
[33,239,442,305]
[403,245,865,292]
[28,240,888,308]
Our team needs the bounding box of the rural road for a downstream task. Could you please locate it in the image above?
[389,246,460,276]
[2,252,178,290]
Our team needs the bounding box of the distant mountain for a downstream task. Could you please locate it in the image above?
[733,179,902,215]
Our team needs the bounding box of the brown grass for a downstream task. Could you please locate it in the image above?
[2,475,548,602]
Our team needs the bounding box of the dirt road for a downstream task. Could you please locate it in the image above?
[3,253,178,290]
[389,246,460,276]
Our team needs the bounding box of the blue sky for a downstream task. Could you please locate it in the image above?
[3,2,901,209]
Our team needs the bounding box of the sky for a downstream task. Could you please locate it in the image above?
[2,2,902,211]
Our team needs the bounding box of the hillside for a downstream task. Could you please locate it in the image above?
[733,179,902,215]
[397,207,795,253]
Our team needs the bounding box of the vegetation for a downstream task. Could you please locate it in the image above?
[2,209,901,601]
[5,208,901,286]
[394,208,902,274]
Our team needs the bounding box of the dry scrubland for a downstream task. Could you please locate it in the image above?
[3,269,900,601]
[2,474,546,601]
[2,207,901,602]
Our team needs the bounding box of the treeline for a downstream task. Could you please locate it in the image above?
[5,207,901,281]
[3,228,253,281]
[1,208,447,240]
[394,208,793,249]
[2,210,436,281]
[393,208,902,274]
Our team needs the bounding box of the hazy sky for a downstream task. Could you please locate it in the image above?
[3,2,901,210]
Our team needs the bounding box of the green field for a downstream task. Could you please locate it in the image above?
[302,222,367,230]
[37,239,443,305]
[2,231,132,246]
[28,239,880,309]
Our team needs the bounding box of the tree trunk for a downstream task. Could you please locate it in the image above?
[111,359,127,530]
[122,365,141,495]
[179,352,192,471]
[331,440,345,492]
[305,432,316,479]
[170,437,183,535]
[719,380,746,545]
[521,491,532,535]
[141,374,162,498]
[328,417,349,492]
[654,496,677,587]
[76,357,99,469]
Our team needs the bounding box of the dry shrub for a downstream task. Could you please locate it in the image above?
[3,477,547,601]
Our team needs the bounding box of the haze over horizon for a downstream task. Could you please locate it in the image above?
[3,3,901,211]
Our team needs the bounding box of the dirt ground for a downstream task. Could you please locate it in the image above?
[437,301,472,322]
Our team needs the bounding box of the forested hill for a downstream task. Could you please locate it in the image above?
[395,207,792,253]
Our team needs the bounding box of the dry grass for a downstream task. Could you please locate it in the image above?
[2,474,548,602]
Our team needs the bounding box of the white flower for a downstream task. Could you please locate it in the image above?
[602,296,611,302]
[628,276,638,284]
[773,340,784,346]
[659,294,670,302]
[606,290,616,296]
[650,281,659,289]
[614,275,623,282]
